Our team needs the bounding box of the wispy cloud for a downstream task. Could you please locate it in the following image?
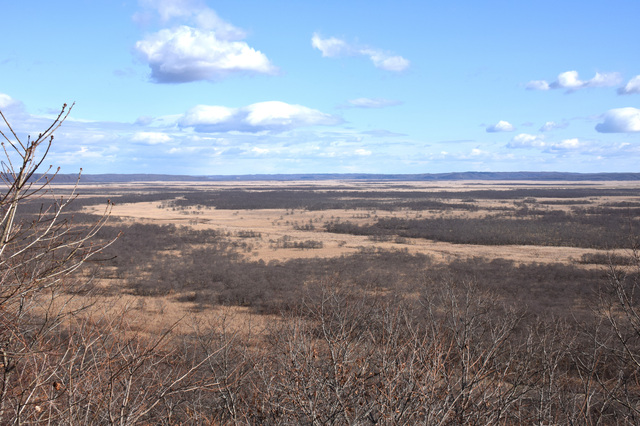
[539,121,569,132]
[345,98,402,108]
[595,107,640,133]
[311,33,409,72]
[0,93,17,109]
[361,129,407,137]
[550,138,582,151]
[507,133,585,152]
[354,148,372,156]
[131,131,172,144]
[525,80,550,91]
[428,148,511,162]
[618,75,640,95]
[486,120,514,133]
[134,1,276,83]
[137,0,246,38]
[526,70,622,93]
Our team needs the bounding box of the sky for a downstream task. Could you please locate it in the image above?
[1,0,639,175]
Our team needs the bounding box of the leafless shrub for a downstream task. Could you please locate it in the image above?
[0,104,230,424]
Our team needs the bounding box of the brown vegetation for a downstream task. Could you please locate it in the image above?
[3,105,640,423]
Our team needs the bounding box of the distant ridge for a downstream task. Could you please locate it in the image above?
[44,172,640,183]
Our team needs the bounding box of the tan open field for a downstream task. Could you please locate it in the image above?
[79,180,640,266]
[59,179,640,335]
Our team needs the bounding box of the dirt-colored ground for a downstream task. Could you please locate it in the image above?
[78,180,640,267]
[60,179,640,333]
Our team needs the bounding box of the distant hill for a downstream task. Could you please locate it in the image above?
[39,172,640,183]
[44,173,212,183]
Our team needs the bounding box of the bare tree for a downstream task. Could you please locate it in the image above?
[0,104,227,424]
[581,248,640,424]
[0,103,118,422]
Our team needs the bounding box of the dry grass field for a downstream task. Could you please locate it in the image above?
[66,179,640,334]
[81,179,640,266]
[12,178,640,423]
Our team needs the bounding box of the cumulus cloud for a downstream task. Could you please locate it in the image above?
[618,75,640,95]
[539,121,568,132]
[354,148,372,156]
[595,107,640,133]
[311,33,409,72]
[179,101,343,133]
[554,71,584,89]
[179,105,234,127]
[135,26,276,83]
[486,120,514,133]
[526,70,622,93]
[346,98,402,108]
[132,131,172,144]
[134,1,276,83]
[507,133,546,148]
[553,138,581,150]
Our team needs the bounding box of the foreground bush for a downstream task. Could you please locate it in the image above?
[0,105,226,424]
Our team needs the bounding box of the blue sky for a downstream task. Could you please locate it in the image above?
[1,0,639,175]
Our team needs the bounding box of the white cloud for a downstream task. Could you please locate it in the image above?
[179,105,235,126]
[134,116,155,126]
[486,120,514,133]
[135,26,276,83]
[507,133,585,151]
[346,98,402,108]
[361,129,406,137]
[167,146,202,154]
[595,107,640,133]
[0,93,15,108]
[134,1,274,83]
[554,71,584,89]
[618,75,640,95]
[251,147,269,155]
[311,34,351,57]
[553,138,581,150]
[507,133,546,148]
[141,0,202,22]
[526,80,550,91]
[244,101,335,127]
[584,71,622,88]
[526,70,622,93]
[362,49,410,72]
[428,148,508,162]
[311,33,409,72]
[354,148,372,156]
[539,121,568,132]
[138,0,246,39]
[179,101,343,133]
[132,131,172,144]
